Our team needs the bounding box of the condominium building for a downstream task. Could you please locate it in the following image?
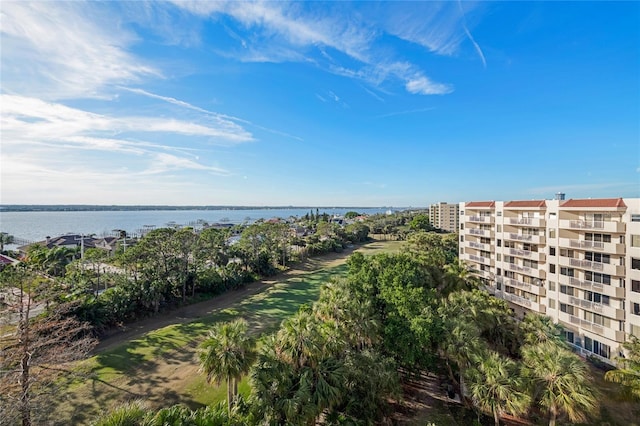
[459,197,640,364]
[428,202,460,233]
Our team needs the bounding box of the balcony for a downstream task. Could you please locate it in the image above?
[509,248,546,262]
[503,278,546,297]
[508,217,546,227]
[557,312,625,342]
[468,254,494,266]
[467,215,494,224]
[559,238,625,254]
[567,296,625,320]
[506,233,545,245]
[497,291,546,314]
[565,258,625,276]
[507,262,546,279]
[560,275,626,298]
[559,219,626,233]
[468,228,493,237]
[468,241,487,250]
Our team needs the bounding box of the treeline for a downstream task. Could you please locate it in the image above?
[18,220,371,334]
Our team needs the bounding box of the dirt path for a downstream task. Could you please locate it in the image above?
[95,246,359,353]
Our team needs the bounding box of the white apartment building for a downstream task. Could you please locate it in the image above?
[428,202,460,233]
[459,197,640,364]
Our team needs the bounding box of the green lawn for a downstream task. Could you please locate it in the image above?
[48,264,347,425]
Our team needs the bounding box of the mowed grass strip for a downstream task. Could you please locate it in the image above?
[50,265,346,425]
[49,240,403,425]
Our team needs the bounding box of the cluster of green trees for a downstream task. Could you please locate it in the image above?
[92,229,633,426]
[14,220,370,334]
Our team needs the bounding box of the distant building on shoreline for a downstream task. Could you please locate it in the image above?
[428,202,460,233]
[459,196,640,365]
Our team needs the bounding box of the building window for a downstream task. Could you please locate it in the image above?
[594,341,611,359]
[549,247,556,256]
[550,264,556,273]
[549,281,556,291]
[549,229,556,238]
[497,225,502,232]
[549,299,556,309]
[633,303,640,316]
[497,253,501,261]
[497,212,502,216]
[460,224,464,230]
[497,239,501,247]
[632,280,640,293]
[564,330,574,344]
[632,214,640,222]
[632,258,640,271]
[560,267,574,277]
[460,235,464,242]
[585,252,610,264]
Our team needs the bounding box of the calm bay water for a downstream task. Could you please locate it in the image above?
[0,208,390,244]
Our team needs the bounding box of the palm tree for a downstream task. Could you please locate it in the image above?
[442,260,479,296]
[276,310,323,369]
[604,334,640,400]
[465,350,530,426]
[198,319,256,416]
[522,343,597,426]
[519,314,566,347]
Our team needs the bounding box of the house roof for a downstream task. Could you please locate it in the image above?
[465,201,495,208]
[561,198,627,208]
[0,254,19,265]
[504,200,547,208]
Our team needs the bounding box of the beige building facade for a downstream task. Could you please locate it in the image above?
[459,197,640,364]
[428,202,460,233]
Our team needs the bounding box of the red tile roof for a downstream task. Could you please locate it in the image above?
[561,198,627,208]
[504,200,547,208]
[0,254,18,265]
[465,201,495,208]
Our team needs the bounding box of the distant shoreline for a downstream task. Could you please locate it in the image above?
[0,205,400,213]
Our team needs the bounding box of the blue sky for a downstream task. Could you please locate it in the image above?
[1,1,638,207]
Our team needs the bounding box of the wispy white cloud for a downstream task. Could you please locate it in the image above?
[1,95,254,144]
[375,107,436,119]
[0,1,157,99]
[122,87,303,141]
[406,76,453,95]
[458,0,487,68]
[169,1,473,96]
[0,94,248,199]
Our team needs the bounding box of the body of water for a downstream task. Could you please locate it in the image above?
[0,208,392,244]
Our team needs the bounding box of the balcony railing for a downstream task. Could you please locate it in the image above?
[569,239,605,250]
[566,314,605,336]
[569,276,604,292]
[568,296,604,314]
[569,258,605,271]
[509,233,533,241]
[508,263,531,274]
[569,220,605,229]
[505,278,531,291]
[469,254,493,265]
[468,241,486,250]
[469,215,489,222]
[503,292,533,308]
[508,217,546,227]
[560,220,625,233]
[469,228,487,236]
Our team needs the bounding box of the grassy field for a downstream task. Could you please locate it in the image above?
[46,240,403,425]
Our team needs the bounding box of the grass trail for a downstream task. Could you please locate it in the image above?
[48,240,403,425]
